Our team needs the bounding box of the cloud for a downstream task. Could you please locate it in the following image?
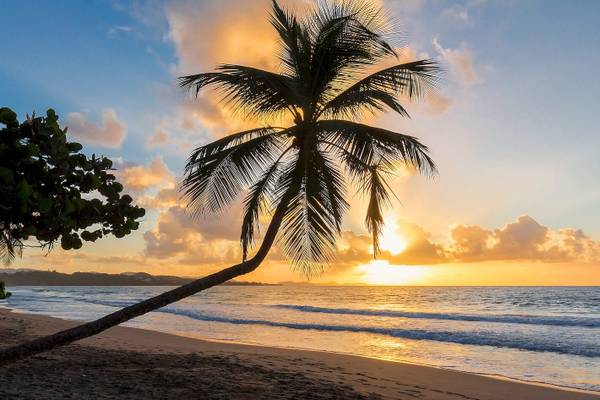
[176,97,255,137]
[143,204,242,265]
[115,156,174,194]
[449,216,600,263]
[557,229,600,262]
[330,215,600,273]
[66,108,126,148]
[389,221,447,264]
[333,220,447,272]
[139,208,600,278]
[433,37,481,86]
[139,187,181,209]
[164,0,303,138]
[449,224,491,261]
[147,128,171,147]
[166,0,283,74]
[491,216,551,260]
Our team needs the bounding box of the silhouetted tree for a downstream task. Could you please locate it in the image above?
[0,107,145,265]
[0,0,440,365]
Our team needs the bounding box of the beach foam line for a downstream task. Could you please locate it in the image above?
[7,294,600,358]
[271,304,600,328]
[154,307,600,358]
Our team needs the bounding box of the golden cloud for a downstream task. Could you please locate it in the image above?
[143,204,243,265]
[449,216,600,263]
[137,211,599,278]
[115,156,174,194]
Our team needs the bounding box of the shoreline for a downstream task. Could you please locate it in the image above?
[1,307,598,399]
[3,304,597,395]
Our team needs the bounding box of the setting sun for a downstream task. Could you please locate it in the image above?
[378,217,408,255]
[358,260,430,285]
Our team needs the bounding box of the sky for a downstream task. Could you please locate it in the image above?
[1,0,599,285]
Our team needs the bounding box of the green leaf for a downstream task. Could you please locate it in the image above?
[64,198,76,214]
[17,180,33,202]
[46,108,57,121]
[68,142,83,152]
[38,197,52,213]
[0,107,17,126]
[0,167,14,184]
[27,143,40,156]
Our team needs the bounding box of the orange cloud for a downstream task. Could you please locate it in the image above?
[557,228,600,262]
[335,221,447,267]
[167,0,283,74]
[450,216,600,263]
[147,128,170,148]
[165,0,288,137]
[115,156,174,194]
[143,204,243,265]
[331,215,600,273]
[66,108,126,148]
[141,210,600,273]
[139,187,181,209]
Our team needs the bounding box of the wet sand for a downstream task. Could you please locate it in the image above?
[0,308,597,400]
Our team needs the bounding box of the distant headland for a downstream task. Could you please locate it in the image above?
[0,269,276,287]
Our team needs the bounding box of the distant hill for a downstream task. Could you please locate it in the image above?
[0,270,275,286]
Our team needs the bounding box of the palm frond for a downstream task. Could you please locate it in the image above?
[187,127,279,164]
[182,132,287,216]
[361,165,391,257]
[309,0,397,64]
[270,0,311,80]
[306,1,398,103]
[0,229,22,266]
[320,59,441,118]
[313,148,349,231]
[179,65,300,119]
[320,140,394,257]
[275,146,347,277]
[240,145,294,260]
[317,120,437,176]
[324,88,410,120]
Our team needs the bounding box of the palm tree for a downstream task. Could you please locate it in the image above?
[0,0,439,365]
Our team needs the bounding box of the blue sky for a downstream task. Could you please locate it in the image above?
[2,0,599,283]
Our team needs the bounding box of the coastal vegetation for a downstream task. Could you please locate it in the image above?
[0,107,145,266]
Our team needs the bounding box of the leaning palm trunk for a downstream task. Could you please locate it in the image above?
[0,193,291,366]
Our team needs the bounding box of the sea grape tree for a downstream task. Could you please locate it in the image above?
[0,107,145,264]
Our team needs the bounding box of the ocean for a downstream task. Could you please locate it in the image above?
[2,285,599,391]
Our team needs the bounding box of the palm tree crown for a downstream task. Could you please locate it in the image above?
[179,0,440,276]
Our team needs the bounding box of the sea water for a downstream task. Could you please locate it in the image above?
[3,285,599,391]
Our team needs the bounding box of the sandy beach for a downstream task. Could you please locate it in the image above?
[0,308,597,400]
